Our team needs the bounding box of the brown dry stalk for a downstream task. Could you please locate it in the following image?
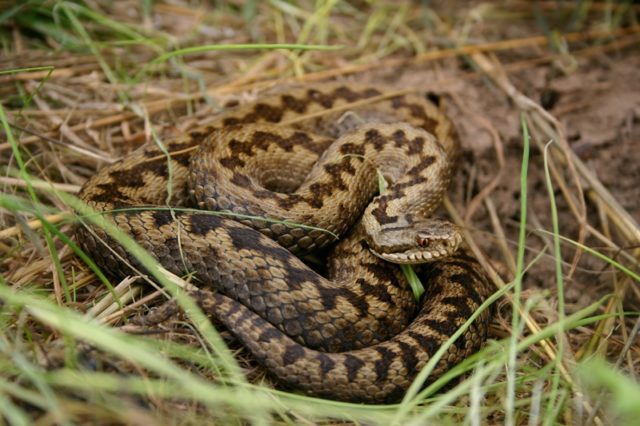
[0,213,68,240]
[293,26,640,82]
[4,26,637,157]
[465,51,582,390]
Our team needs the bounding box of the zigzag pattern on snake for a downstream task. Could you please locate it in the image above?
[77,84,494,403]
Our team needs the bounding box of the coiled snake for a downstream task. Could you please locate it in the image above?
[77,84,494,403]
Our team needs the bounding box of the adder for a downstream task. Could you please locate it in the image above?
[76,84,494,403]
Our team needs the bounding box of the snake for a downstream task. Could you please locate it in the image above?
[76,83,494,403]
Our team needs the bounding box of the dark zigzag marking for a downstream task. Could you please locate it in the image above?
[344,354,365,382]
[282,344,305,366]
[397,340,419,376]
[373,346,395,382]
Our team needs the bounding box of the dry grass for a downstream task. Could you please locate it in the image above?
[1,1,639,425]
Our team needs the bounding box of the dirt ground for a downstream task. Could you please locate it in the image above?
[448,53,640,302]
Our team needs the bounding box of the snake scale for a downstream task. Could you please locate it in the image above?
[77,84,494,403]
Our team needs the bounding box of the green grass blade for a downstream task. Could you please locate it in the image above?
[542,140,566,424]
[505,112,532,426]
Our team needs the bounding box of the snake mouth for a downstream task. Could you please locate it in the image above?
[371,232,462,265]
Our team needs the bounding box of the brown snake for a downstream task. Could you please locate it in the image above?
[77,84,494,403]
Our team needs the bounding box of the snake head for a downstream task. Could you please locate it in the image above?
[366,218,462,264]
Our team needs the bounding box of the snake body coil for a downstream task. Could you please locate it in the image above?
[77,84,493,403]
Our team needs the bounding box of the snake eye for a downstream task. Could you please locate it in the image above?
[416,233,430,246]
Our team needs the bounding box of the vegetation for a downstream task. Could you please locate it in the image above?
[1,1,639,424]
